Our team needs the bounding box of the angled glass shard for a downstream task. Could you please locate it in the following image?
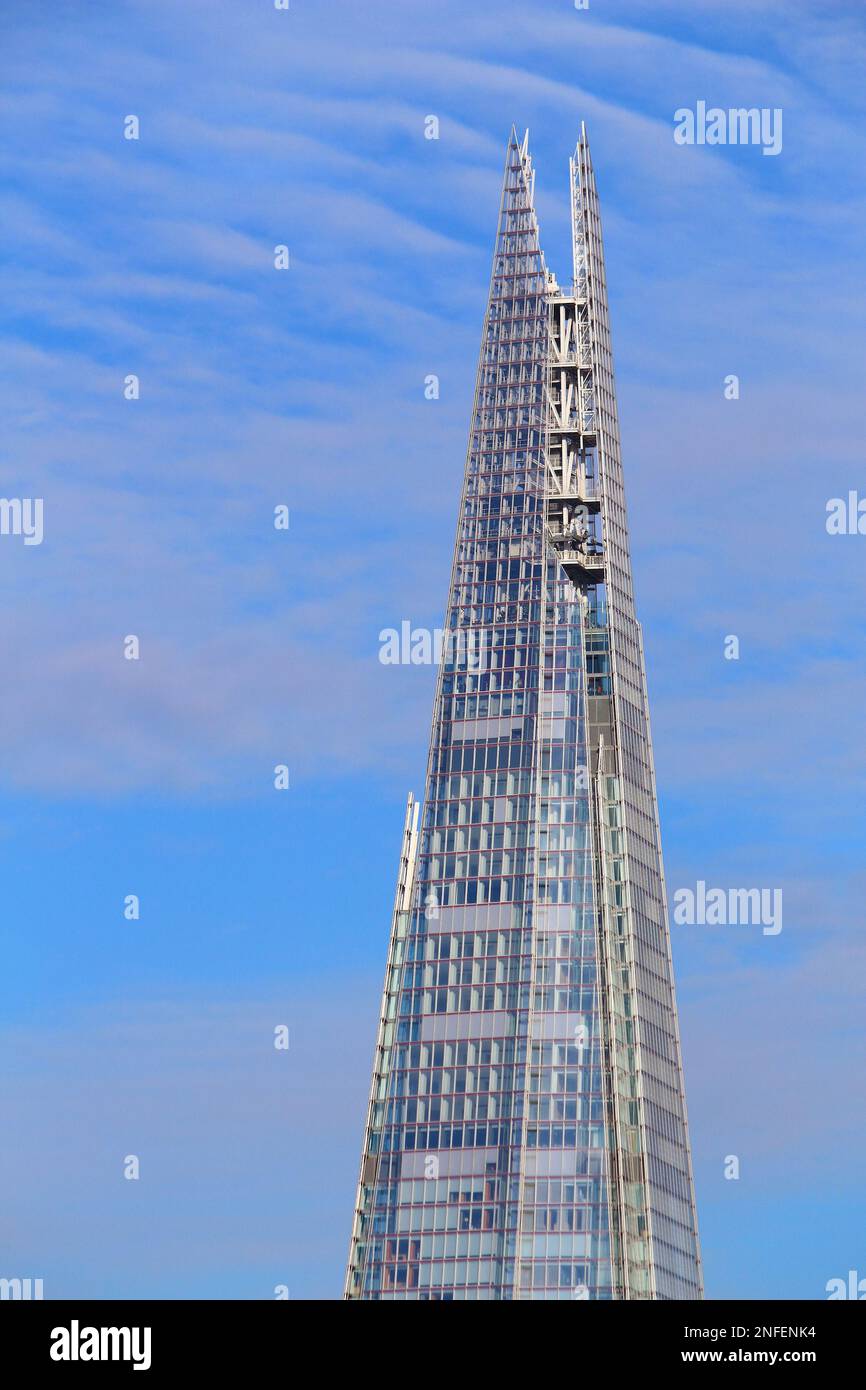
[345,127,702,1301]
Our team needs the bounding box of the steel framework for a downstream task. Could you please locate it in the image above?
[345,128,702,1301]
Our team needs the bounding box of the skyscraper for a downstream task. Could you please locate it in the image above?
[345,127,702,1301]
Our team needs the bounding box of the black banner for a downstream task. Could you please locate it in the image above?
[1,1298,861,1376]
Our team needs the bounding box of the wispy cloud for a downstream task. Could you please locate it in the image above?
[1,0,864,1298]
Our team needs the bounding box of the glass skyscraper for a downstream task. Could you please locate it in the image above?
[345,127,702,1301]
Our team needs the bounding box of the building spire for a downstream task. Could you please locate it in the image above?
[345,127,703,1303]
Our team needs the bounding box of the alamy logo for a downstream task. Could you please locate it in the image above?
[674,102,782,156]
[50,1320,152,1371]
[826,492,866,535]
[826,1270,866,1300]
[673,880,782,936]
[0,497,43,545]
[379,622,487,670]
[0,1276,43,1299]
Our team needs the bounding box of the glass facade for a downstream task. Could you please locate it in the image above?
[345,128,702,1300]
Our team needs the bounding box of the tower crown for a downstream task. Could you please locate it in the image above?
[345,129,702,1302]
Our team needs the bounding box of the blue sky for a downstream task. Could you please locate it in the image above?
[1,0,864,1299]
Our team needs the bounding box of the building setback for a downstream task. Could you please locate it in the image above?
[345,127,702,1301]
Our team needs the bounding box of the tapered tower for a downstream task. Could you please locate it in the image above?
[345,127,702,1300]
